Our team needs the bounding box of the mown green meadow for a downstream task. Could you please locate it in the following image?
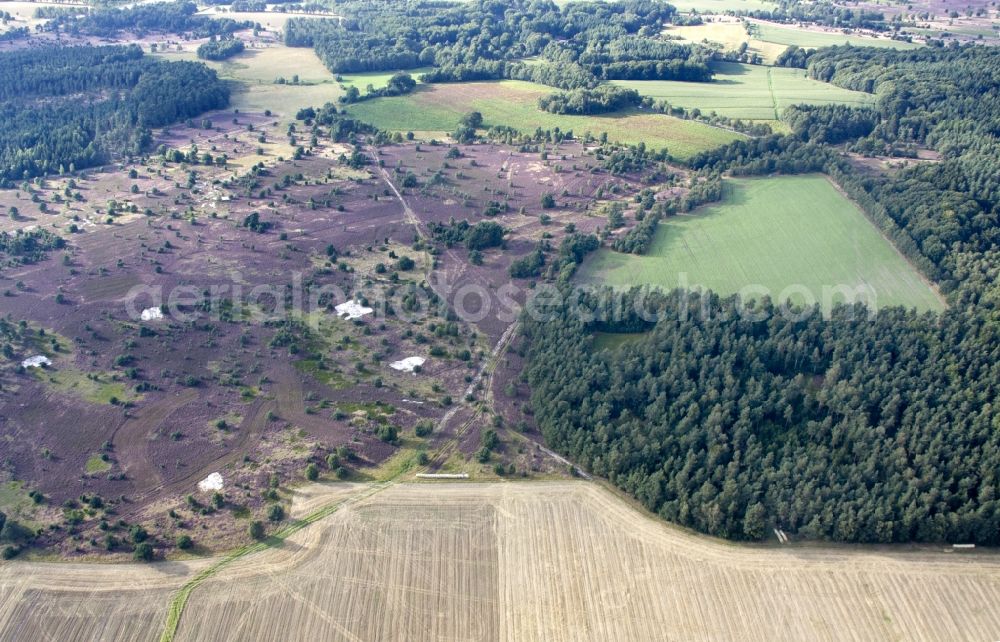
[345,79,741,158]
[613,61,874,122]
[578,175,944,312]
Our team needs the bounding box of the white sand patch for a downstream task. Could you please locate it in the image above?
[140,307,164,321]
[198,472,224,493]
[335,300,373,320]
[21,355,51,368]
[390,356,425,373]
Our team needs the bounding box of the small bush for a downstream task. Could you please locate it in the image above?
[133,541,154,561]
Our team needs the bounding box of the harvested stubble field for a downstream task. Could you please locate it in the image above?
[2,482,999,641]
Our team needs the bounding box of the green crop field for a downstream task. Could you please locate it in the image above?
[751,21,922,49]
[578,175,944,312]
[345,80,741,159]
[338,67,434,89]
[613,62,874,122]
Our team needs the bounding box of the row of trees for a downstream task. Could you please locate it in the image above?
[610,177,724,254]
[737,1,891,31]
[793,44,1000,291]
[42,1,251,38]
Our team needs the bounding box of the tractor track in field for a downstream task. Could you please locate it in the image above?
[766,67,779,120]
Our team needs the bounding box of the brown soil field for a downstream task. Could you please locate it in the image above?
[2,481,998,641]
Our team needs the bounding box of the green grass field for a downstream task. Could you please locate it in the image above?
[578,175,944,312]
[85,454,112,475]
[751,21,922,49]
[338,67,434,89]
[613,62,874,122]
[345,80,741,158]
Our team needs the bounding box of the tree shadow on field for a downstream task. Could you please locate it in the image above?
[149,560,201,577]
[711,61,752,76]
[262,534,305,553]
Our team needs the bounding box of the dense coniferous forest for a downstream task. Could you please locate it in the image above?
[525,288,1000,544]
[0,45,229,183]
[525,43,1000,545]
[286,0,712,89]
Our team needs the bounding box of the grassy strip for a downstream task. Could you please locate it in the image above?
[159,483,389,642]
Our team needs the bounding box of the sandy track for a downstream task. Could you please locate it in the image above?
[4,482,1000,641]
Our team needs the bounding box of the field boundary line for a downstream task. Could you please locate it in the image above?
[766,67,779,120]
[158,482,391,642]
